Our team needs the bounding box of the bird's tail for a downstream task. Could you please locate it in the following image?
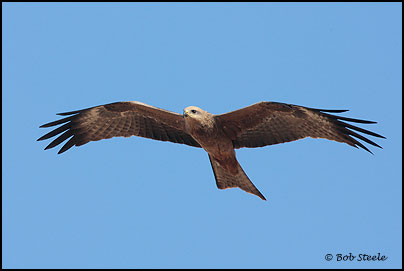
[208,154,266,200]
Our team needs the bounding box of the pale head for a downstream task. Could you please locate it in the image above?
[183,106,215,129]
[183,106,205,119]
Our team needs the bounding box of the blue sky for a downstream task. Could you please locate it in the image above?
[3,3,402,269]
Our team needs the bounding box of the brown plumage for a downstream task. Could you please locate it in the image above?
[38,101,385,200]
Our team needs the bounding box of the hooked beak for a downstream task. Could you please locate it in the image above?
[183,109,189,117]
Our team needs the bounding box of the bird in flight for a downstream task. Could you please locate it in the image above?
[38,101,385,200]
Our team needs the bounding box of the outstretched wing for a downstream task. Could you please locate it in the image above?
[216,102,385,153]
[38,101,201,154]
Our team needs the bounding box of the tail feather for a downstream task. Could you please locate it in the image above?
[208,155,266,200]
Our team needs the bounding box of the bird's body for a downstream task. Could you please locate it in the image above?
[182,105,265,198]
[38,101,385,200]
[184,106,234,160]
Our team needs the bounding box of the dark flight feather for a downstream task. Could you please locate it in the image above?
[216,102,384,153]
[38,102,201,154]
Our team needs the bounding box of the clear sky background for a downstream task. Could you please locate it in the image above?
[3,3,402,269]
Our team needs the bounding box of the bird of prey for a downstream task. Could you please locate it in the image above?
[38,101,385,200]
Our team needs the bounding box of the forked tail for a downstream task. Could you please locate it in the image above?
[208,154,266,200]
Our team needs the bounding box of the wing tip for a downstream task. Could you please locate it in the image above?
[258,193,267,201]
[57,109,85,116]
[39,123,53,128]
[57,148,68,154]
[310,107,350,113]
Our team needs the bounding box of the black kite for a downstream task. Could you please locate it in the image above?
[38,101,385,200]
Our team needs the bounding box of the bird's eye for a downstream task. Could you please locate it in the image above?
[191,109,197,114]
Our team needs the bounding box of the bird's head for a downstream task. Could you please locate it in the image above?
[183,106,215,129]
[183,106,204,119]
